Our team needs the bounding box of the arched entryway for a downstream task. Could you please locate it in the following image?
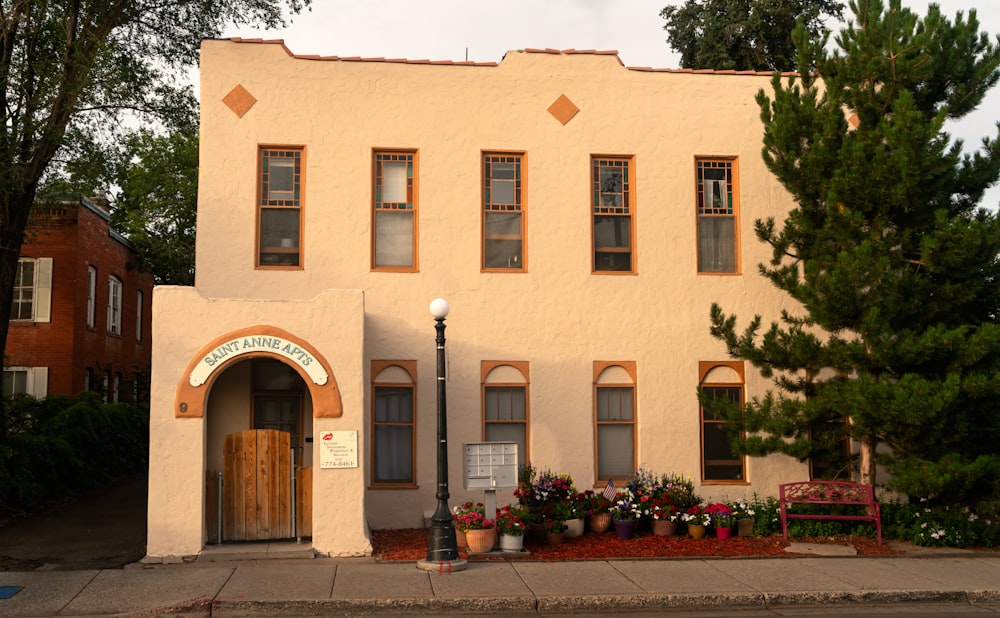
[171,326,342,544]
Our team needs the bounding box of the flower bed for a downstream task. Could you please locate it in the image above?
[370,527,895,561]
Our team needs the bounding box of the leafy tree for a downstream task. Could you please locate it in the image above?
[0,0,310,393]
[661,0,844,71]
[112,127,198,286]
[708,0,1000,505]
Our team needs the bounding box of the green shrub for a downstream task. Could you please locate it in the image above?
[883,500,998,548]
[0,393,148,515]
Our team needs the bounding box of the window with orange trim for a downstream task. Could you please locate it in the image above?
[482,152,525,271]
[257,147,303,268]
[696,157,739,273]
[594,362,636,484]
[592,156,635,273]
[373,151,417,270]
[482,361,529,467]
[699,361,746,482]
[371,361,417,487]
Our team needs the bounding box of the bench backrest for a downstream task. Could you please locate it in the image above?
[779,481,875,504]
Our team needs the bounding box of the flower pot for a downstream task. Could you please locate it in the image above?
[465,528,495,553]
[588,512,612,533]
[715,526,734,539]
[455,528,468,549]
[613,519,637,540]
[499,533,525,552]
[564,518,585,538]
[738,517,755,537]
[688,523,707,539]
[527,523,547,545]
[652,519,678,537]
[546,531,565,545]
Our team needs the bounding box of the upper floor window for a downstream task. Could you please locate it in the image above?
[11,258,52,323]
[592,156,635,273]
[372,151,417,270]
[482,152,525,271]
[699,361,746,483]
[371,360,417,487]
[86,266,97,328]
[594,361,636,485]
[107,276,122,335]
[482,361,530,467]
[696,158,739,274]
[258,147,303,268]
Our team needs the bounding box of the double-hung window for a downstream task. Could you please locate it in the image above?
[371,361,417,487]
[696,158,739,273]
[3,367,47,398]
[699,361,746,482]
[86,266,96,328]
[258,147,303,268]
[135,290,143,342]
[11,258,52,322]
[592,156,635,273]
[107,276,122,335]
[594,361,636,484]
[482,361,530,467]
[372,151,417,270]
[482,152,525,271]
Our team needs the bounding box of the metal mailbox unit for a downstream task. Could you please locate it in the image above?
[463,442,518,490]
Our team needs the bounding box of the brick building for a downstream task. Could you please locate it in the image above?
[5,196,154,401]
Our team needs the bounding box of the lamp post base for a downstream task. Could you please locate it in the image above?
[416,558,468,572]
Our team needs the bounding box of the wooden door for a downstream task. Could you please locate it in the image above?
[222,429,292,541]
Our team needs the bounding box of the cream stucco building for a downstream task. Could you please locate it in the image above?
[146,38,823,560]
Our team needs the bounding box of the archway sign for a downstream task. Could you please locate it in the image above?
[174,325,342,419]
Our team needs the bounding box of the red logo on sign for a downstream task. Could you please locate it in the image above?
[322,432,333,440]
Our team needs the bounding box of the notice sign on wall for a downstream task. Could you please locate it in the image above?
[319,430,358,469]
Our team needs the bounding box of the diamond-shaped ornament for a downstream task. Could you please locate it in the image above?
[222,84,257,118]
[548,94,580,125]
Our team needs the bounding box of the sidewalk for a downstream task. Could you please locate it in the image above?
[2,545,999,617]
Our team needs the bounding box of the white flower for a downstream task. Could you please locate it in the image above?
[921,522,927,529]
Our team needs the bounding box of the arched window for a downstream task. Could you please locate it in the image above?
[371,360,417,487]
[699,361,746,483]
[481,361,529,467]
[594,361,636,484]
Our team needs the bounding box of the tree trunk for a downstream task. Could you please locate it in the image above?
[859,434,877,486]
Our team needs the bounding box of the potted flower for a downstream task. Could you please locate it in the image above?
[729,498,757,536]
[564,493,588,537]
[453,502,495,553]
[496,505,528,552]
[581,490,613,532]
[649,497,679,536]
[704,502,736,538]
[611,489,641,539]
[682,505,711,539]
[451,501,483,549]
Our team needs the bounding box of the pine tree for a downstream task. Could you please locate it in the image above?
[709,0,1000,505]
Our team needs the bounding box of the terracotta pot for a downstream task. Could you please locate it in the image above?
[546,531,565,545]
[652,519,678,537]
[738,517,755,537]
[564,518,585,538]
[465,528,495,553]
[527,523,547,545]
[715,526,734,540]
[588,512,612,533]
[688,523,707,539]
[499,533,525,552]
[455,528,468,549]
[613,519,637,540]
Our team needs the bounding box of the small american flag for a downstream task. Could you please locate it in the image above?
[602,478,617,501]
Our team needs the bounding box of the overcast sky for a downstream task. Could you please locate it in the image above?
[223,0,1000,209]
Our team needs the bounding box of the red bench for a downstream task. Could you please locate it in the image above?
[779,480,882,544]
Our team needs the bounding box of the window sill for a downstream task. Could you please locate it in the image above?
[369,483,419,490]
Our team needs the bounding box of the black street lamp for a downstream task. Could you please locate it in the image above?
[416,298,467,572]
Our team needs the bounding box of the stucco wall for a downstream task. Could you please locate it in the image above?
[150,39,812,557]
[147,286,367,558]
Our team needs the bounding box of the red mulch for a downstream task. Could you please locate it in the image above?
[371,527,896,561]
